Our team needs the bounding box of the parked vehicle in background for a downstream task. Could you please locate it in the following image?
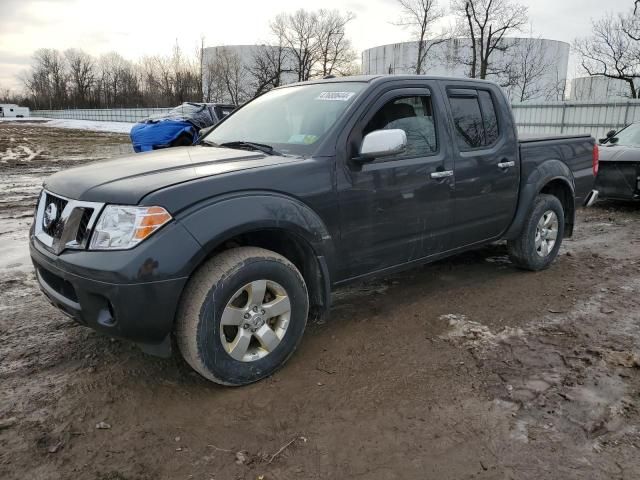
[596,123,640,201]
[0,104,29,118]
[30,75,598,386]
[130,102,235,152]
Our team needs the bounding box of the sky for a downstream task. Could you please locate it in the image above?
[0,0,634,91]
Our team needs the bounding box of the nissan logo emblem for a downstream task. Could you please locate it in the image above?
[43,203,58,229]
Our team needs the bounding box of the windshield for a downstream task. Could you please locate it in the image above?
[610,123,640,147]
[202,82,365,156]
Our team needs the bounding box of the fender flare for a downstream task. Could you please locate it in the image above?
[176,191,335,309]
[503,159,576,240]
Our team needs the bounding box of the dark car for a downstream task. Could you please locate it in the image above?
[130,102,235,152]
[30,75,598,385]
[596,123,640,201]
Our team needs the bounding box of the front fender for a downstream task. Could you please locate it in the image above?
[176,191,335,273]
[503,159,575,240]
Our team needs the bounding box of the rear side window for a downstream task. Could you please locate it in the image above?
[449,96,484,149]
[448,90,500,150]
[478,91,499,145]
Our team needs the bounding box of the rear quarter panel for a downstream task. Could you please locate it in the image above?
[519,136,595,204]
[503,135,595,240]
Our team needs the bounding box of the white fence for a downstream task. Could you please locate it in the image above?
[32,101,640,140]
[31,108,172,123]
[511,100,640,140]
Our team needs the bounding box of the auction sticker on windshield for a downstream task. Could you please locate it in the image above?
[316,91,356,101]
[288,134,319,144]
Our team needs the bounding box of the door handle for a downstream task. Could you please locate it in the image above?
[430,170,454,179]
[497,161,515,169]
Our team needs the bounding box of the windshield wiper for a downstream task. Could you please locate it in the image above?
[214,140,281,156]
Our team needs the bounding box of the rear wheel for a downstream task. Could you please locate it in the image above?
[507,194,565,271]
[175,247,309,385]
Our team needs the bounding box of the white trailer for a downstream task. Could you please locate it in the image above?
[0,104,29,118]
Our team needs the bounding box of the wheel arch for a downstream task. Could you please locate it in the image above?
[177,192,334,319]
[503,159,576,240]
[539,178,575,237]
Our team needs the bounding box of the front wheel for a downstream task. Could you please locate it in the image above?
[175,247,309,386]
[507,194,565,271]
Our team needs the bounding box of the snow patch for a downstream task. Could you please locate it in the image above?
[439,313,525,346]
[0,117,133,134]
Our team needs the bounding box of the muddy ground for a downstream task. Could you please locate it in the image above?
[1,121,640,480]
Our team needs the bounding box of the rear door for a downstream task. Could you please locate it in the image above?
[444,84,519,248]
[336,84,455,280]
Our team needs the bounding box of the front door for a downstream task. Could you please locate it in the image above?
[336,85,455,281]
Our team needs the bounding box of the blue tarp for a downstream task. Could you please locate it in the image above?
[130,120,194,153]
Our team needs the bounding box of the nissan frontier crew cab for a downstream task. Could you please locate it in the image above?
[30,75,599,386]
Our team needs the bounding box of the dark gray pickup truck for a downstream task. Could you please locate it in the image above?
[30,75,598,385]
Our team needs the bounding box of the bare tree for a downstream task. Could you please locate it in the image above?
[169,42,200,103]
[574,14,640,98]
[394,0,446,74]
[22,49,66,109]
[506,39,556,102]
[0,85,24,104]
[271,9,320,82]
[202,56,222,103]
[622,9,640,41]
[452,0,528,79]
[270,9,358,81]
[315,10,357,77]
[214,47,248,105]
[248,44,290,98]
[97,52,142,107]
[64,49,95,107]
[544,66,568,101]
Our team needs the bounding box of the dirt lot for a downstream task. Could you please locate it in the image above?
[1,121,640,480]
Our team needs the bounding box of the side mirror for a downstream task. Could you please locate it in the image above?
[358,129,407,160]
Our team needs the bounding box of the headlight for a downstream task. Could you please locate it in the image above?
[89,205,172,250]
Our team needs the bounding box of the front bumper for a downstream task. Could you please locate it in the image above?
[29,221,202,356]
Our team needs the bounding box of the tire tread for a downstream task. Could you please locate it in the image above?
[175,247,305,385]
[507,193,565,271]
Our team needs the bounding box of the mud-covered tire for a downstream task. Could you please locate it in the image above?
[175,247,309,386]
[507,194,565,271]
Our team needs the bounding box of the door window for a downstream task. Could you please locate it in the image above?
[448,90,500,150]
[478,91,499,145]
[363,96,437,158]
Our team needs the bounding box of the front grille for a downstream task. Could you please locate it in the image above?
[42,192,68,236]
[34,190,104,254]
[75,208,94,244]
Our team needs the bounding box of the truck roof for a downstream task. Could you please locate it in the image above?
[281,74,502,89]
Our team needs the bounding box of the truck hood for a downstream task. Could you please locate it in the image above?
[599,144,640,163]
[44,146,297,204]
